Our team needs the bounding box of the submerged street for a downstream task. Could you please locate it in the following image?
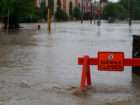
[0,21,140,105]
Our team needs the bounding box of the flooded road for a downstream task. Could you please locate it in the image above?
[0,21,140,105]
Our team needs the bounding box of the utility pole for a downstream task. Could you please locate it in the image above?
[48,0,51,32]
[129,0,133,26]
[81,0,84,24]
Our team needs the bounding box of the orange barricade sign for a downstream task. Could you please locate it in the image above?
[78,52,140,88]
[98,52,124,71]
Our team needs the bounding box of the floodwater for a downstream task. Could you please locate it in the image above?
[0,21,140,105]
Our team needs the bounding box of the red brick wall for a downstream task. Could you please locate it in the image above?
[35,0,37,6]
[34,0,40,7]
[85,0,92,12]
[75,0,78,7]
[63,0,66,13]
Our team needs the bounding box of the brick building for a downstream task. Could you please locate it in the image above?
[35,0,108,16]
[35,0,82,16]
[35,0,95,15]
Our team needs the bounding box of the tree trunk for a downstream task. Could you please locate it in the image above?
[4,16,20,29]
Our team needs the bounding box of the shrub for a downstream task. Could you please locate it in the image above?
[73,7,81,20]
[42,6,53,20]
[19,7,43,22]
[55,8,68,21]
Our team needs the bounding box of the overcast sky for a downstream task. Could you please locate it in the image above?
[109,0,119,2]
[94,0,119,2]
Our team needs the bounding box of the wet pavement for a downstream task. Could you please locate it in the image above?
[0,21,140,105]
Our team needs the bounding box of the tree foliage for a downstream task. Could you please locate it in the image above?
[57,0,61,9]
[0,0,41,28]
[102,2,127,20]
[73,7,81,20]
[55,8,68,21]
[20,7,43,23]
[0,0,34,18]
[118,0,140,19]
[102,0,140,20]
[118,0,128,11]
[48,0,54,14]
[55,0,68,21]
[40,0,46,9]
[69,1,73,16]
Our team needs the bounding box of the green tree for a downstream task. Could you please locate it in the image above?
[118,0,128,11]
[119,0,140,19]
[55,0,68,21]
[42,6,53,19]
[57,0,61,9]
[69,1,73,16]
[40,0,46,9]
[42,6,48,19]
[102,2,127,20]
[55,8,68,21]
[0,0,36,28]
[73,7,81,20]
[20,7,43,23]
[48,0,54,14]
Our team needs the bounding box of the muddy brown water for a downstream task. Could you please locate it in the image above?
[0,21,140,105]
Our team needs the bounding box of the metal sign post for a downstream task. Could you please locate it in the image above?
[97,10,101,27]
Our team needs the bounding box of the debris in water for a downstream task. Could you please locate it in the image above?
[52,86,61,90]
[66,86,77,90]
[0,80,6,89]
[86,86,93,90]
[106,103,112,105]
[0,80,6,83]
[72,88,89,96]
[18,82,30,88]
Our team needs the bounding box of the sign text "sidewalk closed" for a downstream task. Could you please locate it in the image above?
[98,52,124,71]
